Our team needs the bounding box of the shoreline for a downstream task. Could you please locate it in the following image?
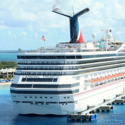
[0,82,12,85]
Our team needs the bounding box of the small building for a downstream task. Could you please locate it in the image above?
[0,68,16,78]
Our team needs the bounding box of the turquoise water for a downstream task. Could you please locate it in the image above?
[0,53,17,62]
[1,85,125,125]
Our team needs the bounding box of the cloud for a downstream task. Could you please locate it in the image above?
[84,0,91,4]
[1,0,125,50]
[21,31,27,35]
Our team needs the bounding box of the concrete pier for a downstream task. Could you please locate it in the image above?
[67,113,97,121]
[112,99,125,104]
[67,93,125,122]
[96,105,113,112]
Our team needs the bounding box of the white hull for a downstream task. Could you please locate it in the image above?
[12,79,124,115]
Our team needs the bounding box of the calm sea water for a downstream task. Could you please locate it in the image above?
[0,53,17,62]
[1,53,125,125]
[0,85,125,125]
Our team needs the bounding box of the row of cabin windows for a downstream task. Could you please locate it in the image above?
[14,101,77,105]
[13,96,69,99]
[17,59,125,71]
[17,67,77,70]
[18,56,79,59]
[22,78,57,82]
[17,54,116,59]
[10,89,79,94]
[18,56,125,65]
[11,83,79,88]
[15,64,125,76]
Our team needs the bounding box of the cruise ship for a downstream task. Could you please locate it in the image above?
[10,8,125,115]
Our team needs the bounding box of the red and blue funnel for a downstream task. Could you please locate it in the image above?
[52,8,89,43]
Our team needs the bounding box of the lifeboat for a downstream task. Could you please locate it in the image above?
[118,73,121,80]
[116,73,119,80]
[102,77,105,84]
[95,81,99,86]
[120,73,123,79]
[104,76,108,83]
[108,75,111,82]
[114,73,118,80]
[112,74,115,81]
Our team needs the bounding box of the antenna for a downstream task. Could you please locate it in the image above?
[72,6,74,14]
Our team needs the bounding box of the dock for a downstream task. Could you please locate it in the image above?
[67,92,125,122]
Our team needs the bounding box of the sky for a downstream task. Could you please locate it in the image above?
[0,0,125,50]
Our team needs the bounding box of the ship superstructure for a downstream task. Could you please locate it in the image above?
[10,8,125,115]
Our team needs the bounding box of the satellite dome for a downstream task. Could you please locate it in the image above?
[107,33,112,39]
[92,33,96,39]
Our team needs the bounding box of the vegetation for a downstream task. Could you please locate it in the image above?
[0,61,17,70]
[3,76,14,80]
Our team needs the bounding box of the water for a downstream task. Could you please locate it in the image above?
[0,53,17,62]
[0,85,125,125]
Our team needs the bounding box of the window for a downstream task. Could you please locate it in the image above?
[17,84,32,88]
[10,89,79,94]
[46,102,58,104]
[22,101,33,104]
[35,101,44,105]
[66,56,75,59]
[76,55,82,59]
[11,84,17,88]
[22,78,58,82]
[33,83,79,89]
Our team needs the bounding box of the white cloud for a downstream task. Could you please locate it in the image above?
[0,25,8,29]
[1,0,125,49]
[84,0,91,4]
[21,31,27,35]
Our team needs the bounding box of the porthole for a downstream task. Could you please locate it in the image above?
[40,97,42,98]
[35,97,37,98]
